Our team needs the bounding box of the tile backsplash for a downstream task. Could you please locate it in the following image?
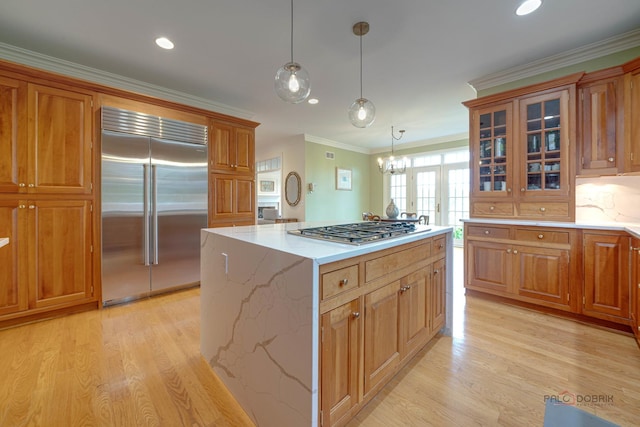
[575,175,640,224]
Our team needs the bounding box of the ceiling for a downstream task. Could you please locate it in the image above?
[1,1,639,152]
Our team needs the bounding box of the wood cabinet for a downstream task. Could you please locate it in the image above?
[0,199,93,319]
[631,238,640,345]
[210,120,254,175]
[464,76,579,222]
[319,235,449,427]
[577,68,624,175]
[623,57,640,173]
[208,174,255,227]
[583,232,630,323]
[321,298,361,427]
[0,76,26,193]
[464,223,576,312]
[208,120,256,227]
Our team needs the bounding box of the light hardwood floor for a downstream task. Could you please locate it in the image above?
[1,248,639,426]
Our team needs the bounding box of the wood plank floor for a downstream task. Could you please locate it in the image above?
[1,248,639,426]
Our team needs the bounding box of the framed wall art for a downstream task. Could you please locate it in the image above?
[335,167,352,191]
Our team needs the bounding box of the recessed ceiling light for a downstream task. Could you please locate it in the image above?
[516,0,542,16]
[155,37,174,50]
[308,98,319,105]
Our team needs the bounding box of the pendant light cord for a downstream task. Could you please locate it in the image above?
[290,0,294,62]
[359,29,363,98]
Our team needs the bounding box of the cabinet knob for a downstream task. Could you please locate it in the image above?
[19,183,26,187]
[513,249,518,254]
[489,206,495,211]
[28,183,35,188]
[540,207,546,212]
[520,188,525,192]
[400,285,411,293]
[433,269,439,275]
[339,278,349,287]
[19,204,26,209]
[506,249,512,254]
[507,188,512,193]
[438,243,444,249]
[29,205,35,209]
[484,230,490,235]
[608,157,614,162]
[352,312,360,319]
[537,234,544,239]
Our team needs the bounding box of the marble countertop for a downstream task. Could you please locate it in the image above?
[0,238,8,248]
[460,218,640,239]
[203,221,453,265]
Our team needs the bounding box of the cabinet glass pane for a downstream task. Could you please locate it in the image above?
[478,109,508,193]
[524,96,563,191]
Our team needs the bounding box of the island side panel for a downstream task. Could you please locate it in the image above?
[200,230,318,427]
[445,230,454,335]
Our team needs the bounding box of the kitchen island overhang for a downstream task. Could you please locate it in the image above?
[200,221,454,427]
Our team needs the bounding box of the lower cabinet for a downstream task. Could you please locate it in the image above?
[631,238,640,344]
[319,236,449,427]
[513,244,570,308]
[0,199,94,321]
[583,232,630,322]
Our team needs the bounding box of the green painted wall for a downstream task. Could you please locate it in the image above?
[304,141,371,222]
[479,46,640,97]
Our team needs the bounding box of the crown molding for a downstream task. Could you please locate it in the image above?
[0,41,255,120]
[304,134,371,154]
[371,132,469,155]
[468,28,640,92]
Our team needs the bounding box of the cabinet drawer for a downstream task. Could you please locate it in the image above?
[467,225,511,239]
[433,235,446,258]
[322,265,359,300]
[518,202,569,218]
[365,242,431,283]
[472,202,514,216]
[514,228,570,244]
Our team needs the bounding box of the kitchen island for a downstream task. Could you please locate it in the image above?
[200,221,453,427]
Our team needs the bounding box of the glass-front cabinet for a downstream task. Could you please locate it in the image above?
[519,89,570,197]
[472,103,512,197]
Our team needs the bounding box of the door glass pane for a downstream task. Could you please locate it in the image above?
[478,109,508,193]
[389,174,407,213]
[525,97,562,191]
[416,170,437,221]
[447,167,469,243]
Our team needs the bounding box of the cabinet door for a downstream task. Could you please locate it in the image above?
[514,244,570,309]
[0,76,26,193]
[27,200,93,309]
[471,103,513,197]
[398,267,429,360]
[27,84,93,194]
[465,239,511,294]
[364,281,400,397]
[321,299,360,427]
[626,70,640,172]
[578,76,623,175]
[583,233,630,321]
[234,127,254,174]
[209,174,255,224]
[631,240,640,342]
[210,122,255,175]
[430,258,446,334]
[0,200,28,316]
[519,89,571,197]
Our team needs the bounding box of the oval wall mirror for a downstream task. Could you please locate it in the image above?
[285,171,301,206]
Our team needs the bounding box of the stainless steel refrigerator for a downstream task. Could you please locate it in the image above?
[101,107,208,305]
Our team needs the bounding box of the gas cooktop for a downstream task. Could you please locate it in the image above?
[288,222,430,245]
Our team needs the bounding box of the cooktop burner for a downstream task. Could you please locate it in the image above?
[288,222,430,245]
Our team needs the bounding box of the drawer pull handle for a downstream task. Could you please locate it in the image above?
[484,230,490,235]
[339,278,349,287]
[352,312,360,319]
[537,234,544,239]
[540,207,546,212]
[631,247,640,252]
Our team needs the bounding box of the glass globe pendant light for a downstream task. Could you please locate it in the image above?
[348,22,375,128]
[274,0,310,103]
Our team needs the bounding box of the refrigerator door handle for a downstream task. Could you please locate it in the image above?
[143,164,151,266]
[151,164,159,265]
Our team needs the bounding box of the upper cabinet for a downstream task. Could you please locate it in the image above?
[577,67,624,176]
[0,79,94,195]
[210,120,255,175]
[464,75,579,222]
[624,57,640,173]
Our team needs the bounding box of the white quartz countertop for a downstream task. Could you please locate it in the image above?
[0,238,9,248]
[203,221,453,265]
[460,218,640,239]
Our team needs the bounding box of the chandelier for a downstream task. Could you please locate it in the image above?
[377,126,408,174]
